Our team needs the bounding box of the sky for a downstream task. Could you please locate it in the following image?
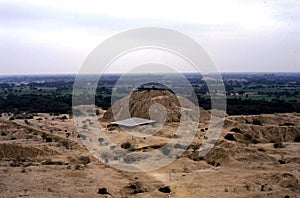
[0,0,299,74]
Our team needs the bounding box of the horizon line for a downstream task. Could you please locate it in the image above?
[1,71,300,76]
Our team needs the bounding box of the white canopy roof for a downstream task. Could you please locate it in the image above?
[111,117,156,127]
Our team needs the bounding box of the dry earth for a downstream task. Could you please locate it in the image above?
[0,90,300,197]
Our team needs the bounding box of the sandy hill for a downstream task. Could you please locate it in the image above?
[102,89,210,123]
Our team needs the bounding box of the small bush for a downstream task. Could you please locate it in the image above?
[252,119,262,125]
[1,132,7,136]
[161,147,171,156]
[230,128,241,133]
[208,161,220,167]
[125,182,145,194]
[77,134,86,140]
[273,142,284,148]
[10,160,22,167]
[279,123,295,127]
[224,133,235,141]
[294,136,300,142]
[98,188,108,195]
[158,186,171,193]
[244,133,252,140]
[41,159,64,165]
[98,137,104,145]
[123,155,136,164]
[251,138,259,144]
[189,144,200,151]
[74,164,82,170]
[79,156,91,165]
[278,159,287,164]
[174,143,185,149]
[121,142,132,149]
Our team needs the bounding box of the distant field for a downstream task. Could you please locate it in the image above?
[0,73,299,115]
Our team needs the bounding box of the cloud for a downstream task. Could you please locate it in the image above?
[0,0,299,74]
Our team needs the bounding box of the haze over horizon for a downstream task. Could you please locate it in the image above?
[1,0,299,74]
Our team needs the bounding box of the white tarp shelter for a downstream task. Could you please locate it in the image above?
[111,117,156,127]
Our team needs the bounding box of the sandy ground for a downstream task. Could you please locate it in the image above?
[0,112,300,197]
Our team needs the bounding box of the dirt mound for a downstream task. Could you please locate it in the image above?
[224,114,300,143]
[246,172,300,192]
[272,173,300,190]
[226,113,300,126]
[0,143,58,159]
[228,125,300,143]
[190,140,278,166]
[204,146,232,166]
[102,90,201,123]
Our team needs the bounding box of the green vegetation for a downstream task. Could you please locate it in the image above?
[0,73,299,115]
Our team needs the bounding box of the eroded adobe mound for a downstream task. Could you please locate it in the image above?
[0,143,58,159]
[102,90,206,123]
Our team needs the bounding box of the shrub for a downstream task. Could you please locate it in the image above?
[60,115,68,121]
[158,186,171,193]
[98,137,104,145]
[244,133,252,140]
[273,142,284,148]
[123,155,136,164]
[100,152,109,164]
[79,156,91,165]
[125,182,145,194]
[208,161,220,167]
[74,164,82,170]
[10,160,22,167]
[278,159,287,164]
[41,159,64,165]
[61,140,70,149]
[81,124,88,129]
[294,136,300,142]
[1,132,7,136]
[230,127,241,133]
[41,133,47,141]
[224,133,235,141]
[98,188,108,195]
[251,138,259,144]
[252,119,262,125]
[279,123,295,127]
[121,142,132,149]
[189,144,200,151]
[174,143,185,149]
[77,134,86,140]
[161,147,171,156]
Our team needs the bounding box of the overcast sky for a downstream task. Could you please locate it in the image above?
[0,0,299,74]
